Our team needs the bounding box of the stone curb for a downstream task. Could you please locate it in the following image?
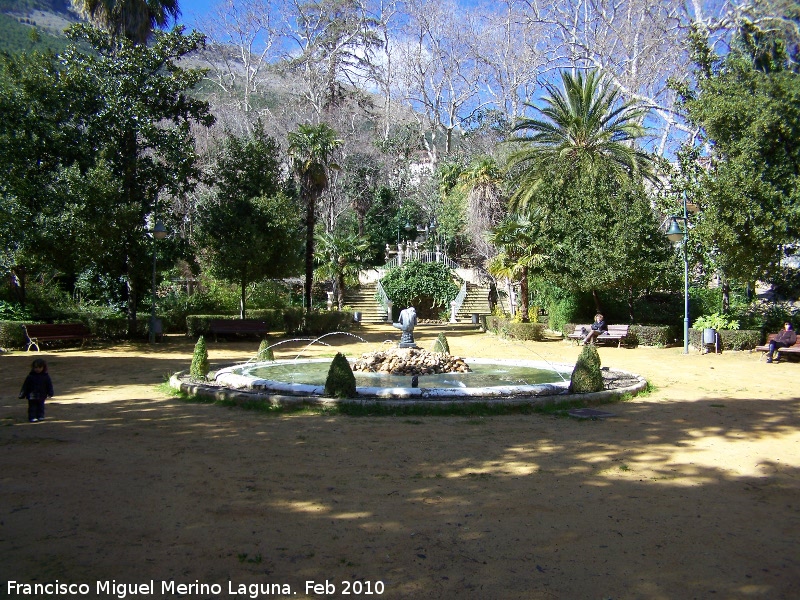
[169,370,648,409]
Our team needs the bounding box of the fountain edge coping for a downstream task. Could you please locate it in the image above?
[168,370,648,408]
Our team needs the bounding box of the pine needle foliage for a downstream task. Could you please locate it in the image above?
[257,338,274,361]
[569,343,603,393]
[190,335,209,380]
[432,332,450,354]
[324,352,356,398]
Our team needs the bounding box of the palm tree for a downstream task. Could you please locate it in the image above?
[71,0,180,45]
[288,123,342,314]
[313,231,371,310]
[458,155,507,259]
[485,215,545,323]
[506,69,656,213]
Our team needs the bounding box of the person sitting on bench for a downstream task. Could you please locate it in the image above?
[583,313,608,345]
[766,322,796,363]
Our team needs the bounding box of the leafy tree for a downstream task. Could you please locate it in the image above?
[71,0,181,45]
[342,152,380,236]
[0,25,212,329]
[504,69,665,314]
[313,230,370,310]
[677,22,800,307]
[485,214,545,323]
[65,25,212,332]
[287,0,383,114]
[197,126,302,319]
[287,122,342,314]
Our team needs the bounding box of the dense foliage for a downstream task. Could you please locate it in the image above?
[380,261,459,319]
[196,125,302,318]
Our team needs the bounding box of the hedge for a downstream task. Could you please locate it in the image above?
[187,310,355,338]
[485,316,547,341]
[689,328,761,351]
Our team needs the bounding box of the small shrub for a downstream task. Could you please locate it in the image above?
[0,320,28,350]
[324,352,356,398]
[190,336,209,380]
[692,312,739,330]
[569,344,603,393]
[688,328,761,351]
[432,332,450,354]
[257,338,274,361]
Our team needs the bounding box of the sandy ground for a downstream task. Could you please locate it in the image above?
[1,323,798,600]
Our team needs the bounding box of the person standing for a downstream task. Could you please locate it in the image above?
[766,322,797,363]
[18,358,54,422]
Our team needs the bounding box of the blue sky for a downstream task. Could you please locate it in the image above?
[177,0,216,28]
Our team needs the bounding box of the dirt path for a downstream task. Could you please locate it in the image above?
[1,324,799,599]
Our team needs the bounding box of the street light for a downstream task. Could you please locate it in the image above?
[666,197,689,354]
[149,220,167,344]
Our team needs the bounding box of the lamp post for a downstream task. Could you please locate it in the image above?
[666,197,689,354]
[149,220,167,344]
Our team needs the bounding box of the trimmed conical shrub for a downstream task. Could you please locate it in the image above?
[431,332,450,355]
[257,338,274,361]
[190,335,209,380]
[324,352,357,398]
[569,343,603,393]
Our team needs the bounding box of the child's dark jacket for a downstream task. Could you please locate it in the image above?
[19,372,54,400]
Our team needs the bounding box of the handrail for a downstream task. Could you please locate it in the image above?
[450,280,468,318]
[375,279,389,310]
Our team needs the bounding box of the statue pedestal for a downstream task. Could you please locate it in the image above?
[397,330,418,348]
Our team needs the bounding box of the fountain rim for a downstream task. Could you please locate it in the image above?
[215,356,576,399]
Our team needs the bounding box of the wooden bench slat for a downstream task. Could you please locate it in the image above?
[567,324,630,347]
[756,333,800,359]
[208,319,269,340]
[23,323,94,351]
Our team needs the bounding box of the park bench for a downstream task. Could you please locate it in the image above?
[208,319,269,341]
[23,323,94,352]
[567,324,630,348]
[754,333,800,361]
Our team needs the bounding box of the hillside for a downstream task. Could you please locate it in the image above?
[0,0,77,53]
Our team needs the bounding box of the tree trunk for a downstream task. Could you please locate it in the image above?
[336,273,345,310]
[11,266,26,308]
[304,190,316,315]
[627,287,635,322]
[240,275,247,319]
[519,267,530,323]
[126,273,137,339]
[721,278,730,313]
[591,289,603,314]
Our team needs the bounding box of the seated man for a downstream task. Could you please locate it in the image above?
[766,322,796,363]
[583,313,608,345]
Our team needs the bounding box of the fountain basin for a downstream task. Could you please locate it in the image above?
[214,357,574,399]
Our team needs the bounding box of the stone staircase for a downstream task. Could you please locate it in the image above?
[343,282,387,323]
[455,283,492,323]
[345,280,493,324]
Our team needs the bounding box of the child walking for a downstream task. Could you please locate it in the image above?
[19,358,54,422]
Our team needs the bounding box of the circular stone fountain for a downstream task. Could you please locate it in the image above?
[174,346,647,406]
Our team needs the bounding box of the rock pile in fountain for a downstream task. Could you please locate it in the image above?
[351,348,471,376]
